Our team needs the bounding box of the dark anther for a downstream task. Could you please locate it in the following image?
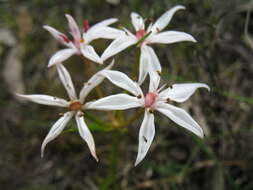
[156,70,161,76]
[166,98,170,103]
[143,136,147,143]
[149,110,154,113]
[156,27,160,32]
[137,94,142,99]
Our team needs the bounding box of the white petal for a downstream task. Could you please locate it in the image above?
[56,64,77,100]
[41,111,74,157]
[148,31,196,44]
[90,18,118,29]
[135,111,155,166]
[156,103,204,138]
[138,46,149,85]
[75,111,98,161]
[79,60,114,103]
[16,94,69,107]
[146,46,161,73]
[85,27,125,43]
[101,35,137,61]
[151,5,185,33]
[80,44,103,64]
[100,70,142,96]
[43,25,70,46]
[85,94,142,110]
[159,83,210,102]
[131,12,145,31]
[148,71,161,92]
[48,48,76,67]
[65,14,81,40]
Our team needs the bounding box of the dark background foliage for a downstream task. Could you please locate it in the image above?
[0,0,253,189]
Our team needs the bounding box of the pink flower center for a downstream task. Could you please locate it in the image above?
[144,92,158,109]
[135,29,146,39]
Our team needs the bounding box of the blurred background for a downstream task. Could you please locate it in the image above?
[0,0,253,189]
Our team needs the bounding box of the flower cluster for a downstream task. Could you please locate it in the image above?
[17,5,209,166]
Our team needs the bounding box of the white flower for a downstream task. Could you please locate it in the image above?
[16,61,114,161]
[101,5,196,84]
[44,14,123,67]
[85,70,209,166]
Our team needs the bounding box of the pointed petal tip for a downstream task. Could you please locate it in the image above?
[201,84,210,91]
[15,93,23,97]
[15,93,29,100]
[43,25,49,30]
[134,159,141,167]
[192,37,197,43]
[175,5,186,10]
[47,62,55,68]
[41,144,45,158]
[93,153,99,162]
[206,85,211,92]
[110,18,118,23]
[65,13,71,18]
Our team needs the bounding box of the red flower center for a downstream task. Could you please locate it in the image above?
[135,29,146,39]
[144,92,158,109]
[69,101,82,111]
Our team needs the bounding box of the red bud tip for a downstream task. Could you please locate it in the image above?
[83,20,90,33]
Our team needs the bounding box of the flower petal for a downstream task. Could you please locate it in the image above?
[150,5,185,33]
[75,111,98,161]
[148,31,196,44]
[138,46,149,85]
[146,46,161,73]
[85,94,142,110]
[135,111,155,166]
[43,25,70,46]
[156,103,204,138]
[101,35,137,61]
[41,111,74,157]
[16,94,69,107]
[80,44,103,64]
[84,27,125,43]
[159,83,210,102]
[48,48,76,67]
[131,12,145,31]
[56,64,77,100]
[100,70,143,96]
[79,60,114,103]
[65,14,81,40]
[149,71,161,92]
[90,18,118,29]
